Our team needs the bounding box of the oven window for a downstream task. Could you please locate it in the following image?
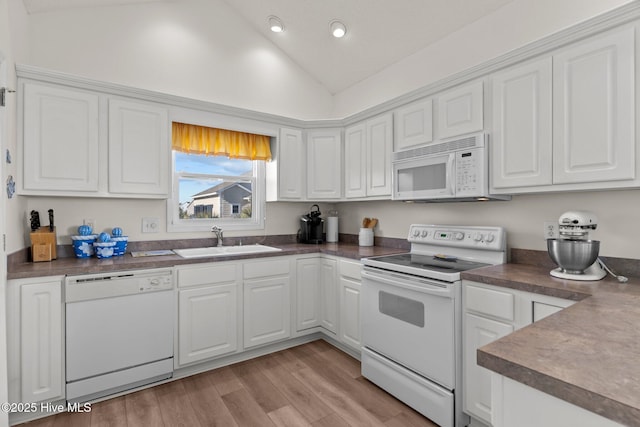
[397,163,446,192]
[378,291,425,327]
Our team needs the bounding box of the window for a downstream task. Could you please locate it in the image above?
[168,123,270,232]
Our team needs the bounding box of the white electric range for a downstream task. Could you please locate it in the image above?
[361,224,506,427]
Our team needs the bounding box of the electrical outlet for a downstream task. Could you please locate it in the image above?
[142,217,160,233]
[543,221,558,239]
[83,218,96,232]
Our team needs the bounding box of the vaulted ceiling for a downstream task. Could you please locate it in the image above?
[22,0,515,94]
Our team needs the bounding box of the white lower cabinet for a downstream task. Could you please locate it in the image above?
[492,375,624,427]
[294,256,340,336]
[462,280,574,426]
[319,258,338,333]
[296,257,321,331]
[243,259,291,349]
[338,259,362,352]
[6,277,65,406]
[177,263,240,366]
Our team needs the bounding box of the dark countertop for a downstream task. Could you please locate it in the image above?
[462,263,640,426]
[7,242,407,279]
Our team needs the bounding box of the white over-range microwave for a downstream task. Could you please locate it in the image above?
[392,132,510,202]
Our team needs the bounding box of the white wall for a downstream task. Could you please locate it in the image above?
[25,0,333,120]
[333,0,635,117]
[22,197,336,246]
[338,189,640,259]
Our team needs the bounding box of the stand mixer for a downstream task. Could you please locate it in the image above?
[547,210,606,281]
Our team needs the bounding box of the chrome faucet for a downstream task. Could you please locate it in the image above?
[211,226,223,247]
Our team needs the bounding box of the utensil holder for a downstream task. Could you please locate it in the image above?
[359,227,374,247]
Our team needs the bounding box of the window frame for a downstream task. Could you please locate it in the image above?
[167,150,266,233]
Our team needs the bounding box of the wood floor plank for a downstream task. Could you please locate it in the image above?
[268,405,313,427]
[384,410,439,427]
[183,372,239,427]
[293,367,387,427]
[301,350,405,422]
[221,388,276,427]
[311,413,351,427]
[124,388,164,427]
[89,398,127,427]
[17,340,435,427]
[261,354,334,423]
[270,347,311,373]
[204,365,244,396]
[236,369,289,414]
[51,411,92,427]
[154,379,201,427]
[317,346,361,379]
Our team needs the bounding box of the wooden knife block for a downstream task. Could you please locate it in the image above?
[30,227,57,262]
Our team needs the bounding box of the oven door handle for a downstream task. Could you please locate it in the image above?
[362,269,453,298]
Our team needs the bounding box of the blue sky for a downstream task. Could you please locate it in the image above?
[175,152,253,204]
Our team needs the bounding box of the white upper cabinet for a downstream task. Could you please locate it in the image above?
[306,129,342,200]
[552,26,635,185]
[108,98,169,196]
[491,57,553,189]
[394,98,433,151]
[21,82,100,194]
[366,114,393,197]
[276,127,305,200]
[437,80,484,139]
[19,77,170,198]
[344,113,393,199]
[490,25,636,193]
[344,123,367,198]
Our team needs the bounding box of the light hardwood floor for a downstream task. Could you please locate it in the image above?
[20,340,438,427]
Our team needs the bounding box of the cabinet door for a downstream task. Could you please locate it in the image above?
[463,312,514,425]
[553,27,634,184]
[344,123,367,198]
[394,98,433,151]
[437,80,484,139]
[21,280,64,403]
[491,57,553,190]
[339,276,361,351]
[178,284,237,366]
[108,98,169,196]
[278,128,305,199]
[306,129,342,199]
[366,114,393,197]
[244,276,291,348]
[296,258,321,331]
[22,82,100,193]
[319,258,338,333]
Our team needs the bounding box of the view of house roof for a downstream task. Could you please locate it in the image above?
[191,181,252,200]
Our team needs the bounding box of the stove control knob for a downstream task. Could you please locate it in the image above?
[474,232,484,242]
[486,234,495,243]
[421,230,429,238]
[454,232,464,240]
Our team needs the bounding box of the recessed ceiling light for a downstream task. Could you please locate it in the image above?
[268,15,284,33]
[330,20,346,38]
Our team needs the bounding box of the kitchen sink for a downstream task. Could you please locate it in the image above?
[173,244,282,259]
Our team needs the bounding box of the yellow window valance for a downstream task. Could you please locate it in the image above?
[172,122,272,161]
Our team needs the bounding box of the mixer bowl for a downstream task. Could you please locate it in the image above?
[547,239,600,274]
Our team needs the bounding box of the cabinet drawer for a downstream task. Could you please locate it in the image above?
[178,263,238,288]
[338,259,362,280]
[465,284,514,322]
[244,259,289,279]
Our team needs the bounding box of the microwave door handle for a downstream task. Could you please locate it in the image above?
[447,154,455,195]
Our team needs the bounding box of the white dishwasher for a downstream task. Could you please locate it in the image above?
[65,268,174,403]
